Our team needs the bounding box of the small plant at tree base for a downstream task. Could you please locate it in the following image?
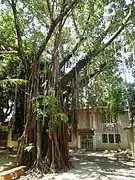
[24,143,34,152]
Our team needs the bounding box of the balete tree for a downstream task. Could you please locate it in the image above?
[0,0,134,173]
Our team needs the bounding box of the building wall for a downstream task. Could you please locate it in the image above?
[70,109,130,150]
[77,109,95,129]
[95,111,130,150]
[0,125,18,148]
[129,127,135,157]
[69,133,78,148]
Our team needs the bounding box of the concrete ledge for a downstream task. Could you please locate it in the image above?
[0,166,26,180]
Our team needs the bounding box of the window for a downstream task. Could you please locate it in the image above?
[109,134,114,143]
[102,134,108,143]
[115,134,121,143]
[102,133,121,144]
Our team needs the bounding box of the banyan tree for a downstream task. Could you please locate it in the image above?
[0,0,134,173]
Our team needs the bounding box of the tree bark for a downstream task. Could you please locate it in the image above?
[36,120,42,167]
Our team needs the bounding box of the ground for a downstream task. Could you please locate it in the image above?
[0,148,17,172]
[18,150,135,180]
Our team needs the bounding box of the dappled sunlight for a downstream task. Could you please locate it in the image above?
[3,162,12,166]
[80,162,88,165]
[0,149,17,172]
[0,0,135,179]
[0,167,4,173]
[39,151,135,180]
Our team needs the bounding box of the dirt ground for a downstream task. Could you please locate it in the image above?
[0,148,17,172]
[18,150,135,180]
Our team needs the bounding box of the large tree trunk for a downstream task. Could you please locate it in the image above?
[36,120,42,168]
[17,58,70,173]
[17,3,72,171]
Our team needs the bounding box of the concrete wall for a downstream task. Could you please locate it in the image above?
[129,127,135,157]
[0,125,18,148]
[7,128,18,148]
[69,133,78,148]
[95,112,130,150]
[70,109,130,150]
[77,109,95,129]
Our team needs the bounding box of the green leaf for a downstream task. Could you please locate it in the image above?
[0,79,27,87]
[58,113,69,123]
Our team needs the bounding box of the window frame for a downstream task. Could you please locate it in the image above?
[102,133,121,144]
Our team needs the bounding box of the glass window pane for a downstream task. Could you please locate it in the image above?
[102,134,108,143]
[115,134,121,143]
[109,134,114,143]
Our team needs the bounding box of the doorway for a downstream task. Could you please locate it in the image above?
[80,133,93,150]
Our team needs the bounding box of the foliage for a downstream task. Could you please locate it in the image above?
[58,112,69,123]
[0,0,134,128]
[126,83,135,120]
[78,69,127,121]
[36,95,69,129]
[0,79,27,87]
[0,0,135,170]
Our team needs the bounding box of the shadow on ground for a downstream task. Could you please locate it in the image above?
[0,148,17,172]
[18,151,135,180]
[69,152,135,180]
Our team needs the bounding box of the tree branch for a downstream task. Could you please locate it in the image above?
[60,7,133,87]
[35,0,78,62]
[72,11,81,36]
[100,7,132,52]
[46,0,53,19]
[59,13,117,71]
[0,40,19,51]
[59,13,91,70]
[10,0,23,55]
[5,103,14,117]
[9,0,27,68]
[79,62,114,86]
